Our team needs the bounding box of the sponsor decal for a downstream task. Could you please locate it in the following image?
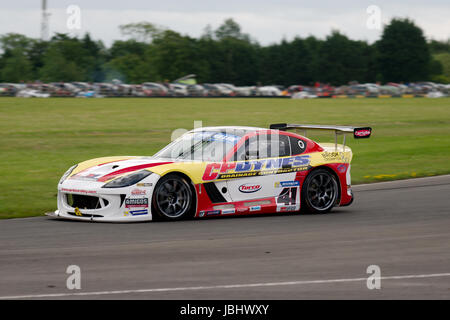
[74,207,83,216]
[275,181,300,188]
[61,188,97,194]
[125,198,148,208]
[337,164,347,173]
[278,205,297,212]
[355,130,371,137]
[130,209,148,216]
[206,210,221,216]
[221,208,236,215]
[136,183,153,187]
[237,207,248,213]
[354,128,371,138]
[131,189,146,195]
[203,155,311,181]
[238,184,262,193]
[321,152,341,161]
[249,206,261,212]
[198,211,206,217]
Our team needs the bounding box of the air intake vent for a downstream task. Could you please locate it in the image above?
[203,183,227,203]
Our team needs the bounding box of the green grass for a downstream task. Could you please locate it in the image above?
[1,97,449,219]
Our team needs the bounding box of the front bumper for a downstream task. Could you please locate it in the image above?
[340,189,354,207]
[54,173,160,222]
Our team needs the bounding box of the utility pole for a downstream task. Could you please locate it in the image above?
[41,0,50,41]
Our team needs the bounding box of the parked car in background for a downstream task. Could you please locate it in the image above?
[142,82,169,96]
[16,88,50,98]
[203,84,224,96]
[187,84,207,97]
[214,84,234,96]
[169,83,189,96]
[291,89,318,99]
[0,79,448,99]
[257,86,283,96]
[0,83,24,96]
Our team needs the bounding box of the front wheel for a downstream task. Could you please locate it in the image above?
[152,174,194,220]
[301,169,339,214]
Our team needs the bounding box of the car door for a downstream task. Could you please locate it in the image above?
[225,133,301,212]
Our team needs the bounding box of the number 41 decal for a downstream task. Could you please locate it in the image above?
[277,187,297,205]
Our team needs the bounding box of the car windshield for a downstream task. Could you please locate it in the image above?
[154,131,243,162]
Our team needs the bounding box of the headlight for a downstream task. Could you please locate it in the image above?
[59,165,78,184]
[102,170,152,188]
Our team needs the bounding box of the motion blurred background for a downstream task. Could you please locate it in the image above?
[0,0,449,97]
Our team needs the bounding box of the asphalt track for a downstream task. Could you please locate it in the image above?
[0,175,449,300]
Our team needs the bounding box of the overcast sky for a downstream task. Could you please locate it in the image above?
[1,1,449,46]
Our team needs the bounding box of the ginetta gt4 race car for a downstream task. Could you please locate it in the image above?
[48,124,371,222]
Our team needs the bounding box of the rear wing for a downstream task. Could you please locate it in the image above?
[269,123,372,151]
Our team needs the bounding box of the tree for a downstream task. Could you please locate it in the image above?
[201,19,259,85]
[119,22,164,43]
[39,34,95,82]
[81,33,107,82]
[377,18,431,82]
[105,53,158,83]
[0,18,443,85]
[214,37,259,85]
[215,18,249,41]
[0,50,33,82]
[0,33,33,52]
[107,37,162,83]
[316,31,374,85]
[0,33,35,81]
[428,39,450,54]
[151,30,206,82]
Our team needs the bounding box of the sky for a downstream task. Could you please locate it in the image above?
[0,0,449,46]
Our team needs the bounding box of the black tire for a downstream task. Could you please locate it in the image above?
[301,168,339,214]
[152,174,194,221]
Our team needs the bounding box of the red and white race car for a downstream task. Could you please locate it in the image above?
[48,124,371,222]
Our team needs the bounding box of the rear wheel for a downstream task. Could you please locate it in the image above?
[301,168,338,214]
[152,174,193,220]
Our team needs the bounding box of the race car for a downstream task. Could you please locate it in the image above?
[47,124,371,222]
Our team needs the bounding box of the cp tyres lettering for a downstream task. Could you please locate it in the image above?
[202,155,310,181]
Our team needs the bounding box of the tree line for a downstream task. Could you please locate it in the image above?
[0,18,449,85]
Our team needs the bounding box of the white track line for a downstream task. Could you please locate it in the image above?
[1,272,449,300]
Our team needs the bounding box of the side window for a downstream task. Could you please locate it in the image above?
[289,136,307,155]
[234,136,257,161]
[273,134,291,158]
[234,134,291,160]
